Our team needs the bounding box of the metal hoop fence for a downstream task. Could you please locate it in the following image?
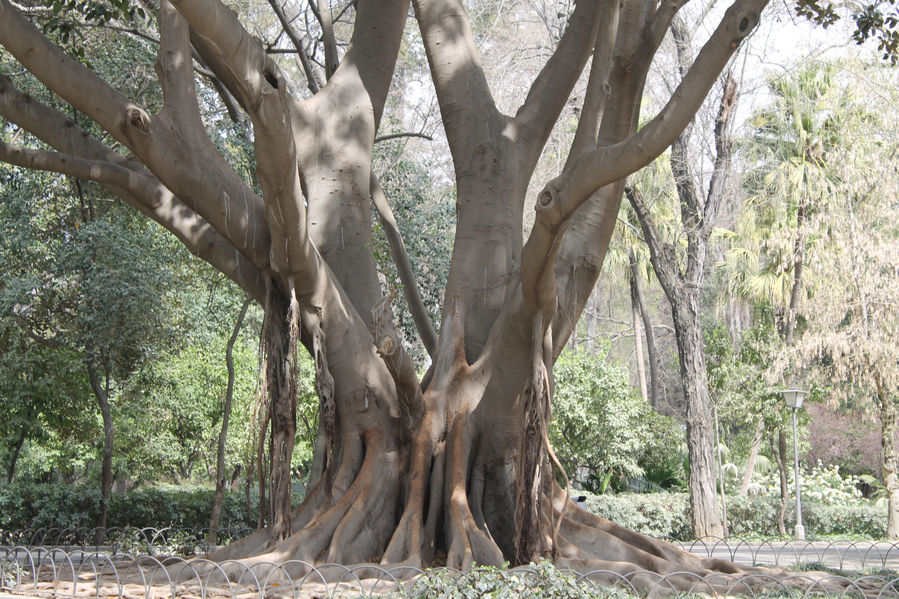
[2,541,899,598]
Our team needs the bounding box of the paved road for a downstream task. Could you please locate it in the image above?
[679,540,899,571]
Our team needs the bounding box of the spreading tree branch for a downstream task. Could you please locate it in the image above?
[313,0,340,78]
[567,0,620,162]
[157,1,210,136]
[520,0,767,312]
[413,0,500,158]
[0,0,271,270]
[0,75,265,301]
[172,0,312,277]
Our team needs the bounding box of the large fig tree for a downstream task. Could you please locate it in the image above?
[0,0,765,579]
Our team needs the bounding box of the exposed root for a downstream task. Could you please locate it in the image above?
[538,493,786,594]
[381,420,437,567]
[445,413,504,569]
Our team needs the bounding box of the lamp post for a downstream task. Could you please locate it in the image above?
[782,389,807,540]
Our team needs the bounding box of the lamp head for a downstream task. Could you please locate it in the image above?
[781,388,807,409]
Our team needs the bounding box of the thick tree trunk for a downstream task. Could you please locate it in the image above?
[672,298,724,540]
[209,297,251,546]
[0,0,769,583]
[87,362,113,532]
[877,378,899,540]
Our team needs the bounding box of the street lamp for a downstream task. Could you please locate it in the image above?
[781,388,807,540]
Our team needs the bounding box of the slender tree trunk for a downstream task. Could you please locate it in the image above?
[629,250,661,408]
[672,298,724,539]
[772,431,789,537]
[5,422,28,483]
[713,407,728,537]
[783,195,807,343]
[631,277,649,402]
[87,361,113,531]
[738,420,764,496]
[209,296,251,546]
[877,377,899,540]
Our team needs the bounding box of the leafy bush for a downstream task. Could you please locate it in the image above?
[727,494,885,538]
[582,492,886,540]
[580,493,692,540]
[107,484,256,529]
[750,463,865,506]
[551,347,650,493]
[0,482,257,531]
[405,561,629,599]
[0,482,102,530]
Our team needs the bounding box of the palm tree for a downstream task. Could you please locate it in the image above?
[719,60,862,535]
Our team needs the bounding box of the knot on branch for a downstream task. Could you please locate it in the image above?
[124,107,151,134]
[534,183,566,232]
[377,334,398,356]
[731,9,760,44]
[371,292,400,357]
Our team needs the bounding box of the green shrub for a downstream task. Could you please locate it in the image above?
[405,561,630,599]
[551,348,646,494]
[0,482,257,531]
[107,485,255,529]
[581,492,886,540]
[580,493,692,540]
[0,482,102,530]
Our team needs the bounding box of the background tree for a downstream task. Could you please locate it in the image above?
[787,61,899,538]
[0,160,174,526]
[724,60,857,534]
[625,13,740,534]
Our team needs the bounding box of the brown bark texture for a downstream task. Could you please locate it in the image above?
[0,0,768,582]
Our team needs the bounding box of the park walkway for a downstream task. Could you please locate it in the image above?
[679,539,899,571]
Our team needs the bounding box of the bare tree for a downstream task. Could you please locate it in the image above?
[626,13,740,536]
[0,0,764,578]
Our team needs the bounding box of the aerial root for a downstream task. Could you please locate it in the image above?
[325,441,400,564]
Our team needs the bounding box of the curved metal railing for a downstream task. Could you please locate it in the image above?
[675,537,899,570]
[0,526,253,555]
[1,542,898,598]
